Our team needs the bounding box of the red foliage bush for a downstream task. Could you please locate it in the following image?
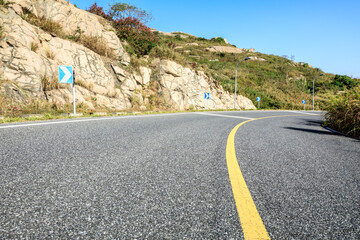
[87,3,158,56]
[112,17,158,56]
[88,2,112,21]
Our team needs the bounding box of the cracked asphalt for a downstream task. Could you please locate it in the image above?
[0,111,359,239]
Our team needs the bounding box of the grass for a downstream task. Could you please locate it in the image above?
[22,10,63,36]
[21,10,115,58]
[77,35,115,58]
[0,0,11,8]
[41,74,61,91]
[30,42,39,52]
[76,79,94,91]
[149,45,187,66]
[0,107,263,124]
[45,48,55,59]
[0,25,3,39]
[324,86,360,139]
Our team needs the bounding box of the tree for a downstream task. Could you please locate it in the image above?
[108,2,152,23]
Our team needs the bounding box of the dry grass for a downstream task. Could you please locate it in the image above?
[76,79,94,91]
[30,42,39,52]
[0,25,4,39]
[149,45,187,66]
[0,94,11,115]
[324,86,360,138]
[41,74,60,92]
[78,35,115,58]
[0,0,11,8]
[22,10,115,59]
[45,49,55,59]
[22,10,62,36]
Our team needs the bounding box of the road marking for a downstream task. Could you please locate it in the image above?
[226,114,307,239]
[226,118,270,240]
[195,112,254,120]
[286,111,321,116]
[0,113,191,129]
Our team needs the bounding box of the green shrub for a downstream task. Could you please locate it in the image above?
[211,37,226,44]
[324,86,360,138]
[197,37,207,41]
[332,74,359,89]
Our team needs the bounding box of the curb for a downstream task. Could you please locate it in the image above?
[323,126,344,135]
[323,125,359,140]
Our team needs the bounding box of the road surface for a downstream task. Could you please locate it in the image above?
[0,111,359,239]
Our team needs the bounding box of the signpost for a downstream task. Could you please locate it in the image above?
[59,66,75,116]
[257,97,261,109]
[204,93,210,110]
[302,100,306,111]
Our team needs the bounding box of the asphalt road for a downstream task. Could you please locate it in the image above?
[0,111,359,239]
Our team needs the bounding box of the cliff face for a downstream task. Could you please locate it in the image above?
[0,0,256,112]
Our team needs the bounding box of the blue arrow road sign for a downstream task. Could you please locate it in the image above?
[302,100,306,104]
[59,66,73,83]
[257,97,261,102]
[204,93,210,100]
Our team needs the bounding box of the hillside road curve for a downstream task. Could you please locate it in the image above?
[0,111,359,239]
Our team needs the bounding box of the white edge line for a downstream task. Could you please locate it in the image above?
[195,112,254,120]
[0,112,191,129]
[286,110,321,116]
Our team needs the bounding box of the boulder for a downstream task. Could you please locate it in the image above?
[139,66,152,85]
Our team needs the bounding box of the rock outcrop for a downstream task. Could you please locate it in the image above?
[206,46,255,54]
[9,0,130,65]
[0,0,256,111]
[155,59,254,110]
[151,29,195,39]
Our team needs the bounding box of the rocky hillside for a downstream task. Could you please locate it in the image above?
[0,0,256,115]
[151,32,360,110]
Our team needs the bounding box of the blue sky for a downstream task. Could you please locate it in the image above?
[70,0,360,78]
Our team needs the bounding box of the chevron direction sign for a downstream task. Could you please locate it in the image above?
[204,93,210,100]
[59,66,73,83]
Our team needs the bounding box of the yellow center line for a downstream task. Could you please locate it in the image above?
[226,115,306,239]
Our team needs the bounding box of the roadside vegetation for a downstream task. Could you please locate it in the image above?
[21,9,114,58]
[324,86,360,139]
[88,2,158,57]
